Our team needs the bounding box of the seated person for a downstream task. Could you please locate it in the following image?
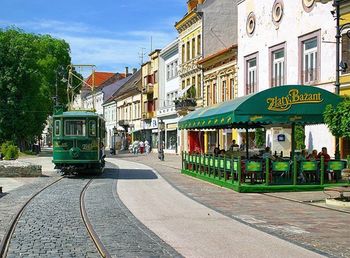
[213,147,220,157]
[229,140,239,151]
[219,149,226,156]
[262,146,276,161]
[317,147,331,162]
[307,149,318,161]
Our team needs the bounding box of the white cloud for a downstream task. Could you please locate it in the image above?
[1,19,178,74]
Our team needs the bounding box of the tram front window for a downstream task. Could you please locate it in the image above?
[65,120,86,136]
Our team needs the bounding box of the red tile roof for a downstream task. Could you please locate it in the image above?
[84,72,120,89]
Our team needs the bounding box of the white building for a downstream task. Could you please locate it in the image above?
[237,0,336,156]
[158,39,180,154]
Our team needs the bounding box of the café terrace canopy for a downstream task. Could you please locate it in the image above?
[178,85,342,130]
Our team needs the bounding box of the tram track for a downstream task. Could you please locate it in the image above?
[0,176,64,258]
[80,178,111,258]
[0,175,111,258]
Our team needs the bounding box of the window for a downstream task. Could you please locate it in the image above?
[206,84,211,106]
[192,38,196,59]
[272,49,285,87]
[197,35,201,56]
[230,79,235,100]
[342,34,350,74]
[54,120,61,136]
[197,74,201,98]
[186,41,190,61]
[65,120,86,136]
[154,70,158,83]
[89,120,96,136]
[212,81,217,104]
[182,44,185,63]
[222,79,227,102]
[302,37,318,83]
[245,54,258,94]
[174,61,178,76]
[167,65,170,80]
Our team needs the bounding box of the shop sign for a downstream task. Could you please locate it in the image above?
[267,89,323,112]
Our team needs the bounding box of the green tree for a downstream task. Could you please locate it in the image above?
[324,97,350,138]
[0,28,77,149]
[255,128,265,148]
[295,125,306,150]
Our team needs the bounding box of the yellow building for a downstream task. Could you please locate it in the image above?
[141,49,161,150]
[175,0,205,153]
[340,0,350,158]
[198,45,238,153]
[175,0,204,107]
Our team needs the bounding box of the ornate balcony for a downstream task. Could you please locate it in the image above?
[175,98,196,115]
[118,120,129,126]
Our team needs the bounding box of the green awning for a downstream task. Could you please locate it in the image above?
[178,85,343,129]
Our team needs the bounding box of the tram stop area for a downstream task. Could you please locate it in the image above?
[178,85,350,193]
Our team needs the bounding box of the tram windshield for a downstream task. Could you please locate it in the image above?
[64,120,86,136]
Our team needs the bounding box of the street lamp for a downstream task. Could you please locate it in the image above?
[316,0,350,159]
[158,120,165,161]
[111,126,117,155]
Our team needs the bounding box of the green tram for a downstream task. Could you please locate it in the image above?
[52,108,106,174]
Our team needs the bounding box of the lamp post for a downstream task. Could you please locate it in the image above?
[112,126,117,155]
[158,120,165,161]
[316,0,350,159]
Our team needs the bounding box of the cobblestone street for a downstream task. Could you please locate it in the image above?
[115,152,350,258]
[84,164,181,257]
[7,177,98,257]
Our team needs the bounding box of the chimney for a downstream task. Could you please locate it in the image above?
[132,68,137,74]
[187,0,198,12]
[125,66,129,76]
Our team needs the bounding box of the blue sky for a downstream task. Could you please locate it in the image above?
[0,0,185,75]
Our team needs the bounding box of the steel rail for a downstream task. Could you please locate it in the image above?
[80,178,111,258]
[0,176,64,258]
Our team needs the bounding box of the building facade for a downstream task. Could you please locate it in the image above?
[340,0,350,158]
[158,39,180,154]
[237,0,336,156]
[198,45,238,152]
[141,50,161,151]
[175,0,205,153]
[115,70,142,148]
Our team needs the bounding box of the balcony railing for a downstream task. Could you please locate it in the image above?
[141,111,155,120]
[118,120,129,126]
[175,98,196,115]
[143,83,154,94]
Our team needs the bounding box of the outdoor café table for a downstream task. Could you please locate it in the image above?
[324,186,350,199]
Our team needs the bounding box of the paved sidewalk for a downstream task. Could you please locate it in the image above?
[112,158,322,258]
[115,152,350,258]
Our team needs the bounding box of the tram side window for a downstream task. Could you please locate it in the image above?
[65,120,86,136]
[54,120,61,136]
[89,120,96,136]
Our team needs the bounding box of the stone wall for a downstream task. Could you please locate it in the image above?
[0,160,42,177]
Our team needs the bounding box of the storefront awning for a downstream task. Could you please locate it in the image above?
[178,85,343,129]
[177,85,193,98]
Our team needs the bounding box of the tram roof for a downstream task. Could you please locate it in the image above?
[53,110,101,118]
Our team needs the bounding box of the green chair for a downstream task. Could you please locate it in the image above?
[300,161,319,184]
[271,161,291,184]
[245,161,263,184]
[327,160,347,183]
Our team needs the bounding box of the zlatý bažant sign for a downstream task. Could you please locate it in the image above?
[267,89,323,112]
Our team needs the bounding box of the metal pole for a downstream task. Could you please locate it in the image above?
[291,123,296,160]
[245,127,249,159]
[334,0,341,159]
